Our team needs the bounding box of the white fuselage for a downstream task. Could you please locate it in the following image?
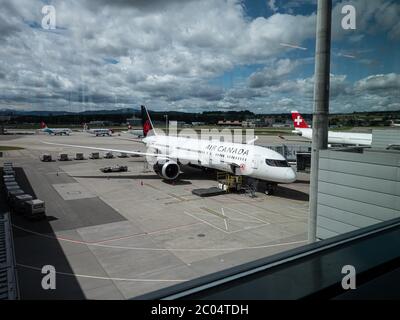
[42,128,72,135]
[391,121,400,128]
[143,135,297,184]
[88,129,111,136]
[295,128,372,146]
[128,129,144,137]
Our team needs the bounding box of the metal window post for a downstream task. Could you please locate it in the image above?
[309,0,332,243]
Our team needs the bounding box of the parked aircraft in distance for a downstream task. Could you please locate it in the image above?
[43,106,298,194]
[390,120,400,128]
[125,125,144,138]
[40,122,72,136]
[83,123,113,137]
[291,111,372,146]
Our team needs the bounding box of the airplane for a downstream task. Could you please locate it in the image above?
[83,123,113,137]
[87,128,113,137]
[390,120,400,128]
[125,125,144,138]
[40,122,72,136]
[291,111,372,146]
[43,106,297,195]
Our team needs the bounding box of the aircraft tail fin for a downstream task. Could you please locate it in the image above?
[291,111,310,129]
[40,122,47,129]
[141,105,157,137]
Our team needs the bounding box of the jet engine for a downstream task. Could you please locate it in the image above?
[153,161,180,180]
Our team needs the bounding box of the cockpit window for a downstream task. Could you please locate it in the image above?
[265,159,290,167]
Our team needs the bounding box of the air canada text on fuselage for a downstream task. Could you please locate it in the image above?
[206,144,250,156]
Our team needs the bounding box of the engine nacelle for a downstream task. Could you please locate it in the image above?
[153,161,180,180]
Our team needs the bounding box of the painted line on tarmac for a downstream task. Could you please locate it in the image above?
[17,263,187,282]
[13,224,307,252]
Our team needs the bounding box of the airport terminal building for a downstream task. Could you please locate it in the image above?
[317,130,400,239]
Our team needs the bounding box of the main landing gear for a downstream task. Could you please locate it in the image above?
[240,178,277,196]
[264,184,277,196]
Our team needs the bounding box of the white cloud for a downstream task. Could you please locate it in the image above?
[331,0,400,40]
[268,0,278,12]
[0,0,398,114]
[0,0,320,112]
[248,58,300,88]
[355,73,400,92]
[247,73,400,113]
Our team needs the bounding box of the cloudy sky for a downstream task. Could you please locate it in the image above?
[0,0,399,113]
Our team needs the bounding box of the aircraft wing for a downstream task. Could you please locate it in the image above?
[42,140,207,164]
[278,135,311,143]
[114,137,145,144]
[41,141,169,160]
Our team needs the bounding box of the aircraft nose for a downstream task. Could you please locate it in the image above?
[285,168,297,183]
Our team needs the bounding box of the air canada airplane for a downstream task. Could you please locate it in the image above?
[40,122,72,136]
[43,106,297,193]
[291,111,372,146]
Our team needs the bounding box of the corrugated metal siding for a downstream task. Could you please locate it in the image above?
[317,149,400,240]
[372,130,400,149]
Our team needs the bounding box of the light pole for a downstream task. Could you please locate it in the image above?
[308,0,332,243]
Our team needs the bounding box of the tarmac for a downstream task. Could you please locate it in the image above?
[0,132,310,299]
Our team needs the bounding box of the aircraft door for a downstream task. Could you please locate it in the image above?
[251,154,260,170]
